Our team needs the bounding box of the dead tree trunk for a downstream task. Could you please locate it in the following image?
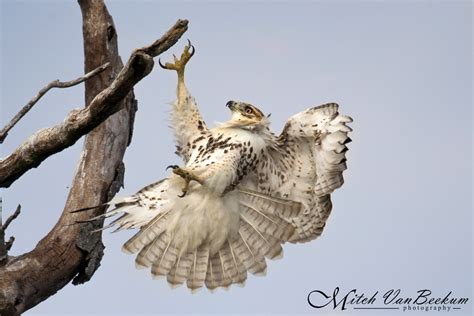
[0,1,188,314]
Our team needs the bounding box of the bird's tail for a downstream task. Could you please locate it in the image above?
[81,177,301,292]
[125,187,301,292]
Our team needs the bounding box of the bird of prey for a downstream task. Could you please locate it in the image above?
[91,41,353,292]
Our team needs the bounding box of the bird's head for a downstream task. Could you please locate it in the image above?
[226,100,265,125]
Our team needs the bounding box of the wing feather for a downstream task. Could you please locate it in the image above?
[171,91,211,163]
[250,103,352,242]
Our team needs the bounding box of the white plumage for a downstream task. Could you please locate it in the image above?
[92,43,353,291]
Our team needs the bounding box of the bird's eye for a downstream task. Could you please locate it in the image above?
[245,107,253,114]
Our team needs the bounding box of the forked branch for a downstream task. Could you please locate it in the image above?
[0,63,110,144]
[0,201,21,265]
[0,19,188,188]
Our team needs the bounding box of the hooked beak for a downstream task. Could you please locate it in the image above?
[226,101,237,112]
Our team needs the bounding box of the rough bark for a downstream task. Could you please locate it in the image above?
[0,1,188,314]
[0,18,188,189]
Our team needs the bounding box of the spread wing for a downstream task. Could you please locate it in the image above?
[251,103,352,242]
[87,99,351,291]
[171,88,211,163]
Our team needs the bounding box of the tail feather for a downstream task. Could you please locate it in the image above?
[230,229,267,276]
[239,217,283,259]
[205,256,220,291]
[216,252,233,289]
[135,231,168,269]
[122,208,173,254]
[167,251,193,287]
[187,246,210,292]
[221,242,247,285]
[205,253,233,291]
[151,235,179,278]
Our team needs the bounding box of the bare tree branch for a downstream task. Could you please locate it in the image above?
[5,237,14,252]
[0,0,188,313]
[137,19,189,57]
[0,201,21,265]
[0,63,110,144]
[0,19,188,189]
[1,205,21,231]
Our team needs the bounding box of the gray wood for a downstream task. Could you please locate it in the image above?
[0,1,188,314]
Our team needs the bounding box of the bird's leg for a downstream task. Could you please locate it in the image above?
[159,40,195,104]
[166,165,203,198]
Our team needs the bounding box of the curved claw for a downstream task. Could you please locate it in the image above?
[187,39,195,57]
[177,192,186,198]
[166,165,179,171]
[158,58,167,69]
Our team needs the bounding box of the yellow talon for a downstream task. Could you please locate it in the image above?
[166,165,202,197]
[158,39,195,80]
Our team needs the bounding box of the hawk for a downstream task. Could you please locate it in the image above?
[89,41,352,292]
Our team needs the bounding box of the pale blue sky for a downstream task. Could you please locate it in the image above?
[1,1,472,315]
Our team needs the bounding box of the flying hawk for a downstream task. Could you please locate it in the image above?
[90,41,352,291]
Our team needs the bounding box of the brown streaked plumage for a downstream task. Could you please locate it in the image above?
[93,41,353,292]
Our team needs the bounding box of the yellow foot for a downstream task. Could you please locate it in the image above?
[159,39,195,75]
[166,165,202,197]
